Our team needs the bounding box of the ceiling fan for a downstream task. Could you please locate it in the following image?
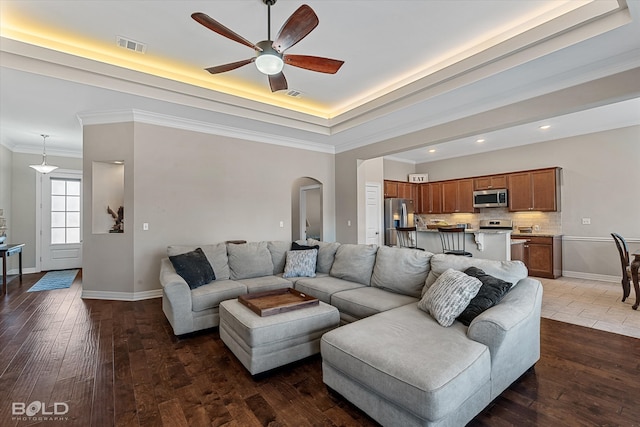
[192,0,344,92]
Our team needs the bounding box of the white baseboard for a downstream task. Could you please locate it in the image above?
[562,270,621,283]
[81,289,162,301]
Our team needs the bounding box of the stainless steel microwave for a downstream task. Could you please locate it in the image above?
[473,189,508,208]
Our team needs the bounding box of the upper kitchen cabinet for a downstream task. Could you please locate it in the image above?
[508,167,561,212]
[384,180,398,198]
[418,183,443,214]
[397,182,414,199]
[442,179,475,213]
[474,174,507,190]
[384,180,415,200]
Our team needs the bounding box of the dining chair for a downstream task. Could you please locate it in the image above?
[438,227,472,257]
[611,233,632,301]
[396,227,423,250]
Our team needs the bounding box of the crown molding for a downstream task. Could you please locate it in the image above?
[77,109,336,155]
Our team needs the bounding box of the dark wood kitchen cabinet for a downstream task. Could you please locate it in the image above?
[418,183,442,214]
[508,168,560,212]
[397,182,414,199]
[523,235,563,279]
[442,179,475,213]
[384,180,398,198]
[384,180,415,200]
[474,174,507,190]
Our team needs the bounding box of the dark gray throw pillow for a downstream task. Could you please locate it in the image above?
[291,242,320,251]
[457,266,512,326]
[169,247,215,289]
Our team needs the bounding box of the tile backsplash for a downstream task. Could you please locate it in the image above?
[416,208,562,234]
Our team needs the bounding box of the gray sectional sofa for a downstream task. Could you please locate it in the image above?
[159,239,542,427]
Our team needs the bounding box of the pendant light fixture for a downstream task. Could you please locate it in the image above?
[29,134,58,174]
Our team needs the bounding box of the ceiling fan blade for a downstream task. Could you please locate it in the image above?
[192,12,262,51]
[272,5,319,53]
[205,58,255,74]
[268,72,288,92]
[284,55,344,74]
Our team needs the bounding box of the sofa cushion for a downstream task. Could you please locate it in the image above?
[236,276,291,294]
[295,276,365,303]
[330,287,418,321]
[190,279,247,312]
[424,254,528,295]
[418,268,482,327]
[167,243,230,280]
[371,246,433,297]
[321,303,491,422]
[228,242,274,280]
[457,266,513,326]
[329,244,378,286]
[283,249,318,278]
[267,241,291,275]
[307,239,340,274]
[168,248,215,289]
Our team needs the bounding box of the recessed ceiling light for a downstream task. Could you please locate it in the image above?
[428,149,436,153]
[539,125,551,130]
[476,138,485,143]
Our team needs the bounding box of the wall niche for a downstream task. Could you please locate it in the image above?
[92,161,124,234]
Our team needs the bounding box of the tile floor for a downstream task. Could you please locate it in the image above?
[540,276,640,339]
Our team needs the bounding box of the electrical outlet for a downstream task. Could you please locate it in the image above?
[143,223,149,230]
[347,220,351,227]
[582,218,591,225]
[279,221,284,228]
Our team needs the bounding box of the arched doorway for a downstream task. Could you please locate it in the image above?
[291,177,323,241]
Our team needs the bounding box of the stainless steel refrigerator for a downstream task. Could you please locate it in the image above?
[384,198,415,246]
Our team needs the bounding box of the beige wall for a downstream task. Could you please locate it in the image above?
[383,158,415,181]
[82,120,335,297]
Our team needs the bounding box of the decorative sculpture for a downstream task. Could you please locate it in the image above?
[107,205,124,233]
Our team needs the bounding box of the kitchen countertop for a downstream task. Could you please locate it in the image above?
[417,227,512,234]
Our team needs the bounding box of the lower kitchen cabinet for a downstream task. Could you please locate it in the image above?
[517,235,562,279]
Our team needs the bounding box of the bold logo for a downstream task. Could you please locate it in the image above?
[12,401,69,416]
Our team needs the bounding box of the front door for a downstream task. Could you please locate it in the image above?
[40,170,83,271]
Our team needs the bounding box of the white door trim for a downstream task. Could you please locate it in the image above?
[36,168,83,272]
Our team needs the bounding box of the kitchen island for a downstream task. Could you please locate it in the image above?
[416,228,514,261]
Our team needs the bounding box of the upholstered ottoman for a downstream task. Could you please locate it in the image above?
[219,298,340,375]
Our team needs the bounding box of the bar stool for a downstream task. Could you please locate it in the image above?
[396,227,423,250]
[438,227,472,257]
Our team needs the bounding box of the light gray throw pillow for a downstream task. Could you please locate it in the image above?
[329,244,378,286]
[167,243,230,280]
[418,268,482,327]
[371,246,433,297]
[227,242,274,280]
[283,249,318,278]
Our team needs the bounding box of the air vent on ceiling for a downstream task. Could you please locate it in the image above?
[116,36,147,53]
[285,89,303,98]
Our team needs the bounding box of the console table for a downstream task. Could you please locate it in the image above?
[632,250,640,310]
[1,243,24,295]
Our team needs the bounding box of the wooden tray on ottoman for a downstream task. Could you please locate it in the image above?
[238,288,319,317]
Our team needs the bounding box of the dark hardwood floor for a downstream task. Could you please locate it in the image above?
[1,272,639,426]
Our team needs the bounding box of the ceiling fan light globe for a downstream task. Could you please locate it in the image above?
[256,53,284,75]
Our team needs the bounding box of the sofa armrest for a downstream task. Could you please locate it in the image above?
[160,257,192,312]
[467,278,543,399]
